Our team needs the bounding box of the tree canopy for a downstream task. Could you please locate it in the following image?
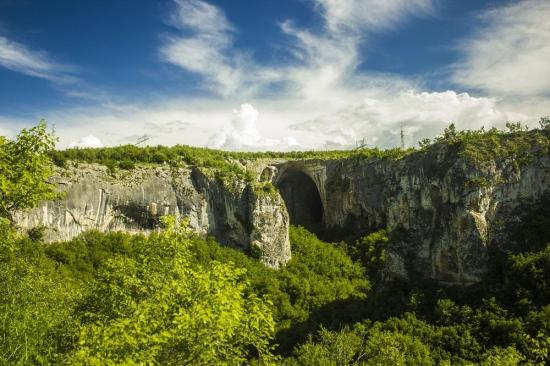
[0,121,58,222]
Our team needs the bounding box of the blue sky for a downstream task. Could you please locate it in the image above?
[0,0,549,150]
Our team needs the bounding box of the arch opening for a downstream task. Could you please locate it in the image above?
[277,169,324,235]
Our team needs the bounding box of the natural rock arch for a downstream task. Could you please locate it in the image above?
[275,169,324,234]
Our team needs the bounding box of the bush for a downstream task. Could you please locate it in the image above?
[118,159,135,170]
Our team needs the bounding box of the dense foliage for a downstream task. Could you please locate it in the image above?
[418,117,550,170]
[2,217,548,365]
[0,121,59,222]
[51,143,412,167]
[1,219,278,365]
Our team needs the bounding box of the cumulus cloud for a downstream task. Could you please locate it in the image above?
[453,0,550,96]
[0,35,77,83]
[290,90,526,148]
[209,104,298,151]
[68,135,103,149]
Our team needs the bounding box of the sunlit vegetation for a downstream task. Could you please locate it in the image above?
[0,121,60,222]
[50,143,413,183]
[2,217,549,364]
[418,117,550,170]
[1,218,278,365]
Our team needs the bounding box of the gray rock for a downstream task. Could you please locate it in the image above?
[14,163,291,268]
[269,148,550,284]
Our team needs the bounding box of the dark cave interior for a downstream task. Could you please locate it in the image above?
[277,169,324,235]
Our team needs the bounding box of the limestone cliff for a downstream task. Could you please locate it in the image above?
[14,163,291,268]
[15,131,550,283]
[270,135,550,284]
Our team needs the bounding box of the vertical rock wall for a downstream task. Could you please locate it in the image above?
[14,163,291,268]
[270,147,550,284]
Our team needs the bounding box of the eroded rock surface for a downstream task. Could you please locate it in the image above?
[270,146,550,283]
[15,164,291,268]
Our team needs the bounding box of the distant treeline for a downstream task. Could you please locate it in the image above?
[50,118,550,180]
[50,143,410,176]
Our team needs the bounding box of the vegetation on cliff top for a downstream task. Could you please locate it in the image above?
[419,117,550,167]
[49,117,550,187]
[50,144,411,171]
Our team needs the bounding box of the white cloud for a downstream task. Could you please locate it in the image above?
[168,0,234,35]
[312,0,436,33]
[159,0,440,112]
[209,104,298,151]
[453,0,550,96]
[2,87,538,153]
[31,98,237,149]
[68,135,103,149]
[290,90,526,148]
[279,21,358,101]
[0,36,76,83]
[160,0,279,96]
[161,0,432,99]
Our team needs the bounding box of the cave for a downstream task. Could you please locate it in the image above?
[277,169,324,235]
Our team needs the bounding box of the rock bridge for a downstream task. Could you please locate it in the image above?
[14,149,550,284]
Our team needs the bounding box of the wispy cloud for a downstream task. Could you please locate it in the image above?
[453,0,550,96]
[0,35,77,83]
[160,0,239,94]
[312,0,436,33]
[159,0,438,101]
[160,0,279,96]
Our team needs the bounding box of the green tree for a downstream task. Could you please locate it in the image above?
[285,326,366,366]
[69,217,277,365]
[351,229,389,280]
[0,220,81,365]
[362,329,432,366]
[0,121,58,222]
[480,347,524,366]
[539,116,550,130]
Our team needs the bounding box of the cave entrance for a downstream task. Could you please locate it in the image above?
[277,169,324,235]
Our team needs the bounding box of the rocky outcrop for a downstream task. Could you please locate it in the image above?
[14,163,291,268]
[270,145,550,284]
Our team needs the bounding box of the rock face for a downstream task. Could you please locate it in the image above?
[270,146,550,284]
[15,141,550,283]
[15,164,291,268]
